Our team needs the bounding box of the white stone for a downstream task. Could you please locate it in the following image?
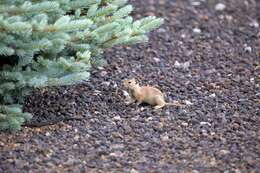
[140,107,145,111]
[157,28,166,33]
[112,83,117,88]
[226,15,233,21]
[181,122,188,126]
[215,3,226,11]
[102,81,110,86]
[219,149,230,155]
[192,170,199,173]
[182,61,190,69]
[249,20,259,28]
[174,61,181,68]
[100,70,107,76]
[109,151,124,157]
[45,132,51,136]
[174,61,190,70]
[244,45,252,53]
[193,28,201,33]
[73,135,80,141]
[161,135,169,142]
[181,34,186,38]
[153,57,160,62]
[201,129,207,135]
[130,169,139,173]
[146,117,153,121]
[184,100,193,105]
[209,93,216,98]
[123,90,129,97]
[110,144,124,149]
[113,115,121,121]
[191,1,201,6]
[200,122,211,126]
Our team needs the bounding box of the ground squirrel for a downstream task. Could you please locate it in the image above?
[123,78,183,109]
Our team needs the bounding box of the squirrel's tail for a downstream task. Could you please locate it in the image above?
[165,101,184,107]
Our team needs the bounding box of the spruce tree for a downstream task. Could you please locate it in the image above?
[0,0,163,132]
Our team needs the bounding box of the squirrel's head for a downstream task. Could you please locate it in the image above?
[123,78,138,89]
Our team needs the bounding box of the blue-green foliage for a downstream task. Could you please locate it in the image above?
[0,0,163,132]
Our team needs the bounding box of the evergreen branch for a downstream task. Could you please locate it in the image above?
[67,0,101,10]
[0,0,163,132]
[0,1,60,16]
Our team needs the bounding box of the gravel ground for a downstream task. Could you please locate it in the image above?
[0,0,259,172]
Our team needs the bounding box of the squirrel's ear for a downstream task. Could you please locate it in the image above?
[135,78,140,84]
[130,78,135,82]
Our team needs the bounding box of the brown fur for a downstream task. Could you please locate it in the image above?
[123,78,182,109]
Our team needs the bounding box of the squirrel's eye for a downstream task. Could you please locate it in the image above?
[128,81,131,84]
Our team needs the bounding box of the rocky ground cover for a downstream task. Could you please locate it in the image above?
[0,0,259,172]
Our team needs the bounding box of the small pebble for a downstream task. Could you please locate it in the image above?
[110,144,124,150]
[109,151,124,157]
[209,93,216,98]
[192,170,199,173]
[181,122,188,127]
[102,81,110,86]
[219,15,225,20]
[35,157,41,162]
[113,115,121,121]
[174,61,190,70]
[45,132,51,137]
[153,57,160,62]
[219,149,230,155]
[193,28,201,34]
[244,44,252,53]
[226,15,233,21]
[123,90,130,97]
[181,34,186,38]
[161,134,170,142]
[112,83,117,88]
[200,122,211,126]
[191,1,201,6]
[131,169,139,173]
[234,169,242,173]
[201,129,207,135]
[174,61,181,67]
[73,135,80,141]
[146,117,153,121]
[0,142,4,147]
[210,132,216,136]
[157,28,166,33]
[100,71,107,77]
[215,3,226,11]
[184,100,193,105]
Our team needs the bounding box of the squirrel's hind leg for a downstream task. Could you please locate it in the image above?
[153,97,166,109]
